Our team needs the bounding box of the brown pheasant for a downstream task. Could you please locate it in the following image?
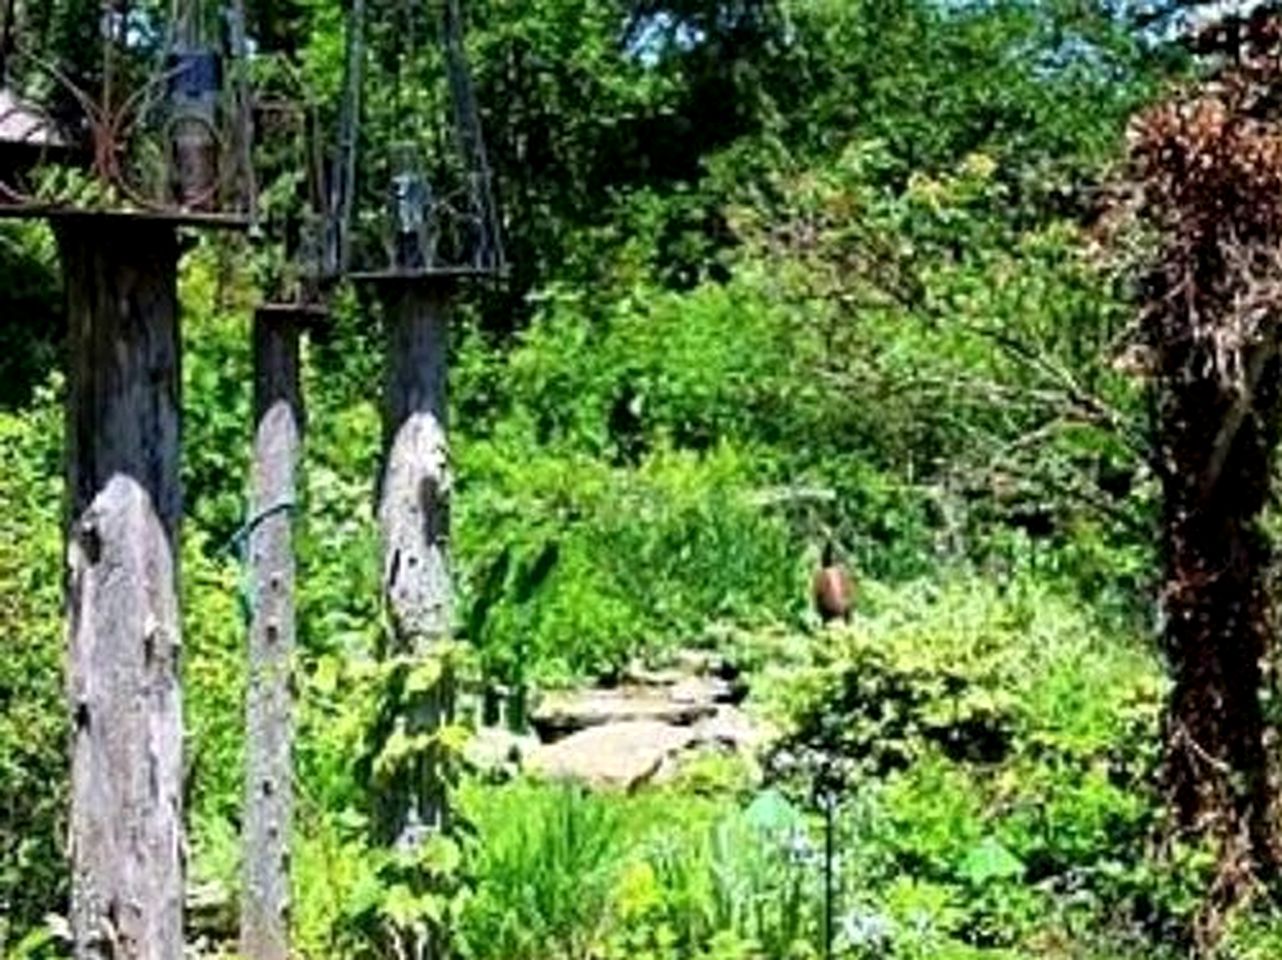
[812,542,854,624]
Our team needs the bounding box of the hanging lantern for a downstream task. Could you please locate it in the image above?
[0,0,255,224]
[344,0,504,279]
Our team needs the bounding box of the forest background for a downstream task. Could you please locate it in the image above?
[4,1,1279,958]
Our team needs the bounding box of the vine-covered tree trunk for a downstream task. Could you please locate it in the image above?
[240,308,303,960]
[1157,351,1281,886]
[1131,40,1282,922]
[376,278,453,850]
[58,219,184,960]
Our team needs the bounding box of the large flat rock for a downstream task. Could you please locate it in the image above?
[527,721,698,790]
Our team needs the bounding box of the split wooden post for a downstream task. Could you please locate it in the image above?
[376,278,453,845]
[58,217,184,960]
[240,307,305,960]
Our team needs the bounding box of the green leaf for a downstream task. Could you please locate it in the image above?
[959,837,1025,885]
[381,883,427,928]
[744,789,802,835]
[418,834,464,877]
[513,541,561,604]
[405,658,445,695]
[436,723,472,756]
[313,654,342,696]
[467,545,513,644]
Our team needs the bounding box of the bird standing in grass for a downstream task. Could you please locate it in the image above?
[813,541,854,624]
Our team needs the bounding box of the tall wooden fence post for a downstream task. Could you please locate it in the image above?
[58,218,184,960]
[376,279,453,847]
[240,307,304,960]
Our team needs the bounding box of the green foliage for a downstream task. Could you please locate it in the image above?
[773,577,1161,773]
[458,782,624,959]
[656,789,819,958]
[0,225,60,409]
[425,578,1177,960]
[457,438,800,682]
[780,0,1160,179]
[0,380,64,951]
[764,574,1197,957]
[457,781,826,960]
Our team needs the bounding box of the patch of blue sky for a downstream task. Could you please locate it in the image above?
[625,10,707,66]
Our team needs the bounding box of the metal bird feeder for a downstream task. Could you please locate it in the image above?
[343,0,504,281]
[251,54,335,316]
[0,0,255,225]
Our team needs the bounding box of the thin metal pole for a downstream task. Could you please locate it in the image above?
[441,0,502,269]
[327,0,365,277]
[824,796,835,960]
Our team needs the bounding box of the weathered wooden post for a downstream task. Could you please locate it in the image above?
[351,150,464,854]
[238,53,340,954]
[0,4,256,957]
[375,276,454,840]
[343,0,503,952]
[239,304,304,960]
[61,214,185,960]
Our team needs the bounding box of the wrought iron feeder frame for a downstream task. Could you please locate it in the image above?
[0,0,256,228]
[343,0,505,284]
[251,53,337,318]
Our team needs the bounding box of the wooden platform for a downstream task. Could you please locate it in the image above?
[0,202,253,231]
[349,264,507,285]
[256,301,331,331]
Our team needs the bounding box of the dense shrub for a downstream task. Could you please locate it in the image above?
[0,383,64,950]
[761,575,1201,957]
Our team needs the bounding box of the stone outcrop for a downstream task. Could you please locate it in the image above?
[472,648,778,789]
[530,688,715,741]
[527,721,698,790]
